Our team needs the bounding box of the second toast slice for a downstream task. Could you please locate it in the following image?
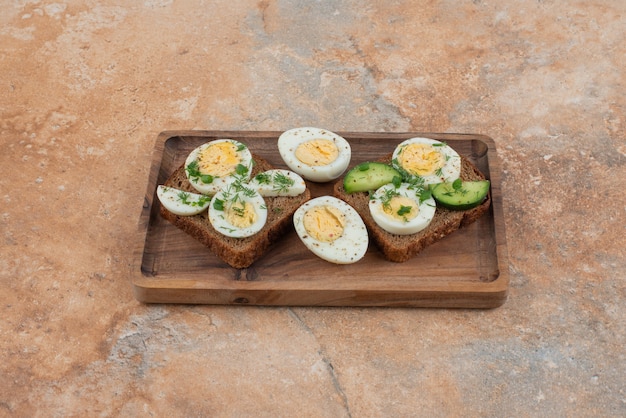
[333,154,491,262]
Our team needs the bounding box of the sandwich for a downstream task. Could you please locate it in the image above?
[158,139,311,269]
[333,137,491,262]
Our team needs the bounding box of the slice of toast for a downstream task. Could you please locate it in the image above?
[160,154,311,268]
[333,154,491,262]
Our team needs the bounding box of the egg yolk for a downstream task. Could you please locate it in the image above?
[383,196,419,221]
[295,139,339,166]
[303,205,345,242]
[398,143,444,176]
[198,142,241,177]
[225,201,257,228]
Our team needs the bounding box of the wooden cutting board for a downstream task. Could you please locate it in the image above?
[132,131,509,308]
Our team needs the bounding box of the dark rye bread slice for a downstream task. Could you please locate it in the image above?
[333,154,491,263]
[160,154,311,269]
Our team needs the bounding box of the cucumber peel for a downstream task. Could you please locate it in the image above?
[343,162,401,193]
[431,179,490,210]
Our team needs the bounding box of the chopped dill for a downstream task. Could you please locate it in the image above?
[186,160,213,184]
[272,172,295,193]
[397,205,412,216]
[213,198,225,211]
[418,188,431,203]
[235,163,249,176]
[254,173,271,184]
[177,191,190,204]
[241,186,258,198]
[231,204,246,217]
[177,190,211,207]
[380,187,400,210]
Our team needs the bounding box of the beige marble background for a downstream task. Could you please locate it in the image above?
[1,0,624,416]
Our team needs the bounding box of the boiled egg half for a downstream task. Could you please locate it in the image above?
[208,181,267,238]
[185,139,254,195]
[156,185,211,216]
[392,137,461,186]
[248,169,307,197]
[369,183,436,235]
[277,127,351,182]
[293,196,368,264]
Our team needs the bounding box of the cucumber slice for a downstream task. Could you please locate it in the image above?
[431,179,490,210]
[343,162,401,193]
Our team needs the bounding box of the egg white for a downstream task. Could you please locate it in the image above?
[248,169,307,197]
[392,137,461,186]
[156,185,211,216]
[208,182,267,238]
[369,183,436,235]
[293,195,368,264]
[185,139,254,195]
[277,127,351,182]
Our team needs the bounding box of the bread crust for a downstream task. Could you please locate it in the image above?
[160,154,311,269]
[333,154,491,262]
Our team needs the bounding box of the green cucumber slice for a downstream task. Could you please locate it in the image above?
[343,162,401,193]
[431,179,490,210]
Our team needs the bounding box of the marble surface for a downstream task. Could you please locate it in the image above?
[1,0,624,416]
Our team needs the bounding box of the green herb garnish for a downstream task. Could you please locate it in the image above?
[178,191,191,204]
[380,187,400,210]
[254,173,271,184]
[392,157,426,188]
[272,172,295,193]
[397,205,412,216]
[186,160,214,184]
[235,163,249,176]
[241,186,258,198]
[418,188,432,203]
[213,198,225,211]
[231,203,246,217]
[177,190,211,207]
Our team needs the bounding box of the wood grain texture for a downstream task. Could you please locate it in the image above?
[132,131,509,308]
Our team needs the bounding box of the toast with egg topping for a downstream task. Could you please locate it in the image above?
[333,154,491,262]
[160,154,311,269]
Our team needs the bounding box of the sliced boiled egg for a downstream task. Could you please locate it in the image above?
[369,183,436,235]
[156,185,211,216]
[293,196,368,264]
[248,169,307,197]
[185,139,254,195]
[208,181,267,238]
[392,137,461,186]
[277,127,351,182]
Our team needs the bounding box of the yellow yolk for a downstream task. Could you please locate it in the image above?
[399,143,444,176]
[295,139,339,166]
[303,205,345,242]
[225,201,257,228]
[383,196,419,221]
[198,142,240,177]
